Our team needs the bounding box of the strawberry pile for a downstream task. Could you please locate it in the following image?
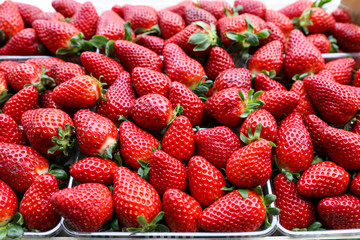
[1,0,360,238]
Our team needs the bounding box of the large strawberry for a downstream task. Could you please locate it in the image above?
[304,114,328,158]
[264,10,293,37]
[52,0,82,18]
[132,67,171,97]
[69,1,98,40]
[157,10,185,39]
[278,0,312,19]
[293,7,335,34]
[254,73,287,92]
[331,23,360,52]
[290,80,315,118]
[15,2,42,26]
[0,0,24,43]
[122,4,158,32]
[0,114,26,145]
[322,58,356,85]
[213,68,252,94]
[51,183,113,232]
[95,10,126,41]
[205,46,235,81]
[0,28,43,55]
[0,179,18,226]
[235,0,266,18]
[49,62,85,86]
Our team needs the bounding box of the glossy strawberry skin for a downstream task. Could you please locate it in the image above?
[6,63,40,92]
[354,69,360,87]
[49,62,85,86]
[132,67,171,97]
[69,1,98,40]
[259,22,287,48]
[205,47,235,81]
[0,61,19,75]
[96,10,125,41]
[213,68,252,94]
[185,7,217,25]
[0,28,43,55]
[52,0,82,18]
[304,114,328,158]
[323,58,356,85]
[113,166,161,227]
[51,183,114,232]
[350,173,360,196]
[279,0,312,19]
[306,34,331,53]
[198,0,232,20]
[163,188,202,232]
[331,23,360,52]
[332,9,352,23]
[0,179,18,226]
[122,4,158,30]
[254,73,287,92]
[235,0,266,18]
[307,8,336,34]
[0,114,26,145]
[136,35,165,56]
[0,0,24,43]
[32,12,65,22]
[15,2,43,26]
[163,0,196,18]
[290,80,315,119]
[274,173,316,230]
[264,10,293,37]
[157,10,185,39]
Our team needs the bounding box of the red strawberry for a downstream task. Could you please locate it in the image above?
[0,72,7,93]
[198,0,232,20]
[279,0,312,19]
[332,9,352,23]
[113,166,161,227]
[259,22,287,48]
[163,188,202,232]
[353,68,360,87]
[74,109,118,158]
[122,4,158,32]
[20,173,60,231]
[111,4,122,17]
[32,12,65,22]
[0,142,49,193]
[318,194,360,229]
[185,7,217,25]
[25,57,65,72]
[274,112,313,173]
[132,67,171,97]
[114,40,163,73]
[213,68,252,94]
[294,7,335,34]
[205,47,235,81]
[96,72,136,124]
[304,75,360,125]
[0,114,26,145]
[163,43,206,90]
[135,35,165,56]
[306,33,331,53]
[70,157,118,185]
[235,0,266,18]
[0,61,19,75]
[351,173,360,196]
[49,62,85,86]
[15,2,42,26]
[353,118,360,135]
[274,173,316,230]
[163,1,196,18]
[254,73,287,92]
[69,1,98,40]
[52,0,82,18]
[157,10,185,39]
[119,121,159,169]
[95,10,126,41]
[80,51,124,87]
[304,114,328,158]
[265,10,293,37]
[331,23,360,52]
[227,140,272,188]
[188,156,226,206]
[0,179,18,226]
[0,0,24,43]
[0,28,43,55]
[149,150,187,196]
[39,90,71,113]
[5,63,41,92]
[167,81,204,127]
[51,183,113,232]
[323,58,356,85]
[290,80,315,118]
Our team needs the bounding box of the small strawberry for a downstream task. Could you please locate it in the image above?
[323,58,356,85]
[293,7,335,35]
[163,1,196,18]
[235,0,266,18]
[350,173,360,196]
[135,35,165,56]
[0,113,26,145]
[49,62,85,86]
[331,23,360,52]
[51,183,113,232]
[0,28,43,55]
[5,63,41,92]
[279,0,312,19]
[15,2,42,26]
[52,0,82,18]
[332,9,352,23]
[122,5,158,32]
[265,10,293,37]
[213,68,252,94]
[290,80,315,118]
[306,34,331,53]
[205,46,235,81]
[157,10,185,39]
[32,12,65,22]
[69,1,98,40]
[254,73,287,92]
[0,0,24,43]
[95,10,126,41]
[132,67,171,97]
[198,0,232,20]
[304,114,328,158]
[185,7,217,25]
[0,179,18,226]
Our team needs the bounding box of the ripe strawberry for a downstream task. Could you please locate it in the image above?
[74,109,118,158]
[185,7,217,25]
[111,4,122,16]
[353,118,360,135]
[135,35,165,56]
[32,12,65,22]
[70,157,118,185]
[0,179,18,228]
[80,51,124,87]
[254,73,287,92]
[122,4,158,31]
[198,0,232,20]
[49,62,85,86]
[275,112,313,173]
[332,9,352,23]
[15,2,42,26]
[259,22,287,48]
[95,10,126,41]
[274,173,316,230]
[0,0,24,43]
[290,80,315,118]
[70,1,98,40]
[213,68,252,94]
[132,67,171,97]
[20,173,60,231]
[293,7,335,34]
[284,30,324,79]
[306,34,331,53]
[0,114,26,145]
[0,142,49,193]
[113,166,161,227]
[52,0,82,18]
[5,63,41,92]
[265,10,293,37]
[235,0,266,18]
[323,58,356,85]
[157,10,185,39]
[148,150,187,196]
[0,28,43,55]
[279,0,312,19]
[205,47,235,81]
[162,116,195,162]
[304,114,328,158]
[114,40,163,73]
[304,75,360,125]
[163,188,202,232]
[163,43,205,90]
[167,81,204,126]
[0,61,19,75]
[119,121,159,169]
[96,72,136,124]
[2,86,38,125]
[248,40,284,75]
[318,194,360,229]
[188,156,226,206]
[51,183,113,232]
[331,23,360,52]
[353,68,360,87]
[25,57,65,72]
[350,173,360,196]
[52,75,102,109]
[321,126,360,171]
[39,90,73,114]
[163,1,196,18]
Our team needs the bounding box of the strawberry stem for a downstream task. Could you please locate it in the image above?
[124,212,169,233]
[240,123,276,146]
[48,123,75,156]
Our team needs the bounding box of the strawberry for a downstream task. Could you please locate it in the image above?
[2,86,38,125]
[157,10,185,39]
[0,114,26,145]
[162,116,195,162]
[304,75,360,125]
[350,173,360,196]
[332,9,352,23]
[111,5,122,17]
[198,0,232,20]
[132,67,171,97]
[15,2,42,26]
[122,4,158,32]
[0,0,24,43]
[279,0,312,19]
[265,10,293,37]
[321,126,360,171]
[205,46,235,81]
[69,1,98,40]
[254,73,287,92]
[248,40,284,75]
[284,30,324,79]
[318,194,360,229]
[354,68,360,87]
[163,1,196,18]
[353,118,360,135]
[113,166,161,227]
[51,183,113,232]
[235,0,266,18]
[331,23,360,52]
[135,35,165,56]
[259,22,287,48]
[70,157,118,185]
[167,81,204,127]
[304,114,328,158]
[188,156,226,206]
[306,34,331,53]
[80,51,124,87]
[49,62,85,86]
[114,40,163,73]
[185,7,217,25]
[323,58,356,85]
[119,121,159,169]
[52,0,82,18]
[25,57,65,72]
[163,188,202,232]
[39,90,71,113]
[274,173,316,230]
[274,112,313,173]
[213,68,252,94]
[20,173,60,231]
[290,80,315,118]
[0,61,19,75]
[74,109,118,158]
[163,43,205,90]
[227,140,272,188]
[52,75,102,109]
[148,150,187,196]
[0,28,43,55]
[0,142,49,193]
[96,72,136,124]
[293,7,335,35]
[32,12,65,22]
[95,10,126,41]
[0,179,18,226]
[5,63,41,92]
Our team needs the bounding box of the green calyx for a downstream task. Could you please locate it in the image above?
[137,159,150,181]
[48,163,69,185]
[48,123,75,156]
[292,72,313,81]
[292,9,314,35]
[91,75,108,101]
[134,24,161,36]
[0,90,12,105]
[188,22,219,52]
[312,0,332,8]
[311,155,323,165]
[124,212,169,233]
[273,156,301,183]
[261,70,277,79]
[328,35,339,53]
[0,213,24,240]
[224,5,244,17]
[253,186,280,229]
[239,89,265,118]
[161,104,184,135]
[240,123,276,147]
[33,63,56,95]
[89,35,115,57]
[118,115,129,122]
[56,32,94,56]
[192,76,213,102]
[113,152,123,166]
[98,142,117,160]
[293,221,326,231]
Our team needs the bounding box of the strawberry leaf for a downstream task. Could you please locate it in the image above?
[6,224,23,239]
[188,32,208,45]
[0,90,12,105]
[256,29,270,39]
[124,22,133,41]
[238,189,249,199]
[89,35,109,49]
[114,152,123,166]
[244,16,254,33]
[266,207,280,215]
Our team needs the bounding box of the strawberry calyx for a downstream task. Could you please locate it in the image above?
[260,70,277,79]
[292,72,313,81]
[312,0,332,8]
[0,90,12,105]
[56,32,95,56]
[48,163,69,188]
[273,156,301,183]
[134,24,161,36]
[239,89,265,118]
[118,115,129,122]
[311,154,323,165]
[137,159,150,181]
[254,185,280,229]
[292,9,314,35]
[89,35,116,57]
[224,5,244,17]
[240,123,276,147]
[113,152,123,166]
[98,142,117,160]
[91,75,108,101]
[188,22,220,52]
[0,213,24,240]
[328,35,339,53]
[192,76,213,102]
[161,104,184,135]
[293,221,325,231]
[124,211,169,233]
[48,123,76,156]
